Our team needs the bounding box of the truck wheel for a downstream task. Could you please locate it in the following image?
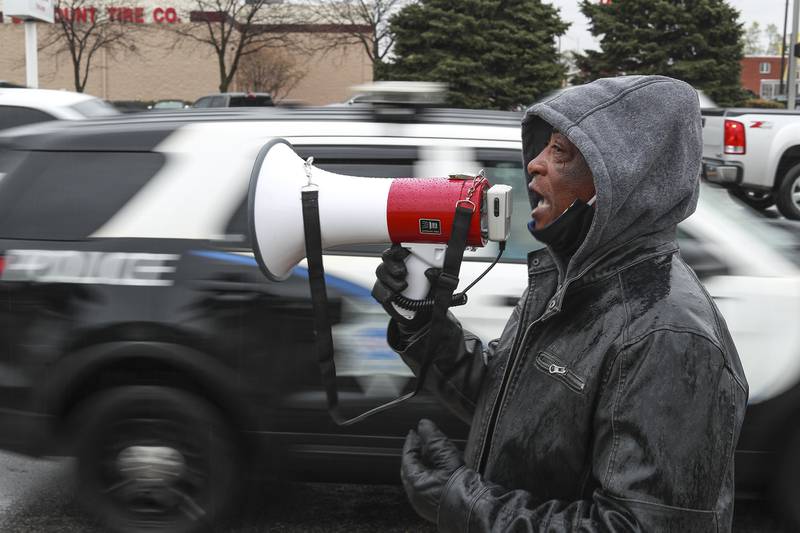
[70,386,242,533]
[728,188,775,211]
[776,163,800,220]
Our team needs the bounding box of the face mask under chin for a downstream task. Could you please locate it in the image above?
[528,196,596,257]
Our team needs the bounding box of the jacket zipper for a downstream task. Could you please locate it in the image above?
[476,286,540,474]
[535,352,586,393]
[475,257,598,473]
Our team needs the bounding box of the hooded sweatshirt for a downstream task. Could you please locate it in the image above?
[389,75,748,532]
[522,75,701,282]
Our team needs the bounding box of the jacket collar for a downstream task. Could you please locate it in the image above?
[527,248,557,277]
[527,228,678,319]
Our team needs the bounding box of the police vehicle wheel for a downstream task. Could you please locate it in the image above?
[71,386,242,533]
[776,163,800,220]
[727,187,775,211]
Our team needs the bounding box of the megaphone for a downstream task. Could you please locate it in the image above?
[248,138,512,316]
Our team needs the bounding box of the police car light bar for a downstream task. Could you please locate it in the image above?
[349,81,448,106]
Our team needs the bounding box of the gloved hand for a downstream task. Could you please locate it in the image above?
[401,418,465,523]
[371,244,439,330]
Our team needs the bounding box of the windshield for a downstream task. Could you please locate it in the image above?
[69,98,119,118]
[700,183,800,266]
[153,101,186,109]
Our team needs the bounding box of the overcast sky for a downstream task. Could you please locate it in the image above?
[547,0,793,52]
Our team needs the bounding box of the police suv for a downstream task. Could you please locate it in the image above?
[0,102,800,532]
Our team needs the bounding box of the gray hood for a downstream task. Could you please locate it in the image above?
[521,75,701,280]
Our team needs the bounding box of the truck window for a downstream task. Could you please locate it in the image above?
[0,151,164,240]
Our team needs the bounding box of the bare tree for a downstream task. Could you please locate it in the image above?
[235,49,305,101]
[765,23,785,56]
[743,21,763,56]
[172,0,304,92]
[39,0,140,92]
[313,0,411,77]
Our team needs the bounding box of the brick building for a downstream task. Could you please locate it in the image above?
[0,2,373,105]
[741,55,796,100]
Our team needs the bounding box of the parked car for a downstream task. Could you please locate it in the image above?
[0,104,799,531]
[702,105,800,220]
[0,80,26,88]
[192,92,274,108]
[0,88,118,131]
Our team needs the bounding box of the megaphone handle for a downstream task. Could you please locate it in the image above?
[392,242,448,321]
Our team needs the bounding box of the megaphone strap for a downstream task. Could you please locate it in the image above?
[300,188,474,426]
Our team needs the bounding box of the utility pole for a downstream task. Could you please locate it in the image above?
[781,0,789,97]
[789,0,800,110]
[5,0,53,89]
[24,22,38,88]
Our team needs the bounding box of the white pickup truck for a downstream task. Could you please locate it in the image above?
[702,107,800,219]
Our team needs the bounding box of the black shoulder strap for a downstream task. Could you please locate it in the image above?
[301,188,473,426]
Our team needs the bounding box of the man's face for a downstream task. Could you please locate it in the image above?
[527,132,596,228]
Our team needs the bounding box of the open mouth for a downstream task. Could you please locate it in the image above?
[531,196,549,218]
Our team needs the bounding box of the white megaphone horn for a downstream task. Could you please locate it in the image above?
[248,139,512,317]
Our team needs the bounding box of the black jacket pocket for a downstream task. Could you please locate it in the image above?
[535,351,586,393]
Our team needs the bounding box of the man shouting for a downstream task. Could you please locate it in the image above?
[373,75,748,531]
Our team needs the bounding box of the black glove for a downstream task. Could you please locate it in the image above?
[400,418,465,524]
[372,244,440,330]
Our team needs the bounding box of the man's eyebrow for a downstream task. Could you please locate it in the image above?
[550,132,570,145]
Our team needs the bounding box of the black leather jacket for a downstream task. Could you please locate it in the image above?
[389,232,748,532]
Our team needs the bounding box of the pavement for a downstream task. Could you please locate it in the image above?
[0,451,790,532]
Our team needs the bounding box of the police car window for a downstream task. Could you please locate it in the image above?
[0,151,164,240]
[299,145,416,255]
[0,105,55,131]
[209,96,226,107]
[295,145,417,179]
[676,226,730,279]
[223,197,250,248]
[193,97,212,108]
[0,149,26,184]
[478,149,544,263]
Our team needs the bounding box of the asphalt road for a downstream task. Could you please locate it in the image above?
[0,452,790,532]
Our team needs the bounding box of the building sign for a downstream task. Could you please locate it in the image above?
[3,4,182,23]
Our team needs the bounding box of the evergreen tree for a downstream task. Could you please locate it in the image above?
[575,0,746,107]
[386,0,568,110]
